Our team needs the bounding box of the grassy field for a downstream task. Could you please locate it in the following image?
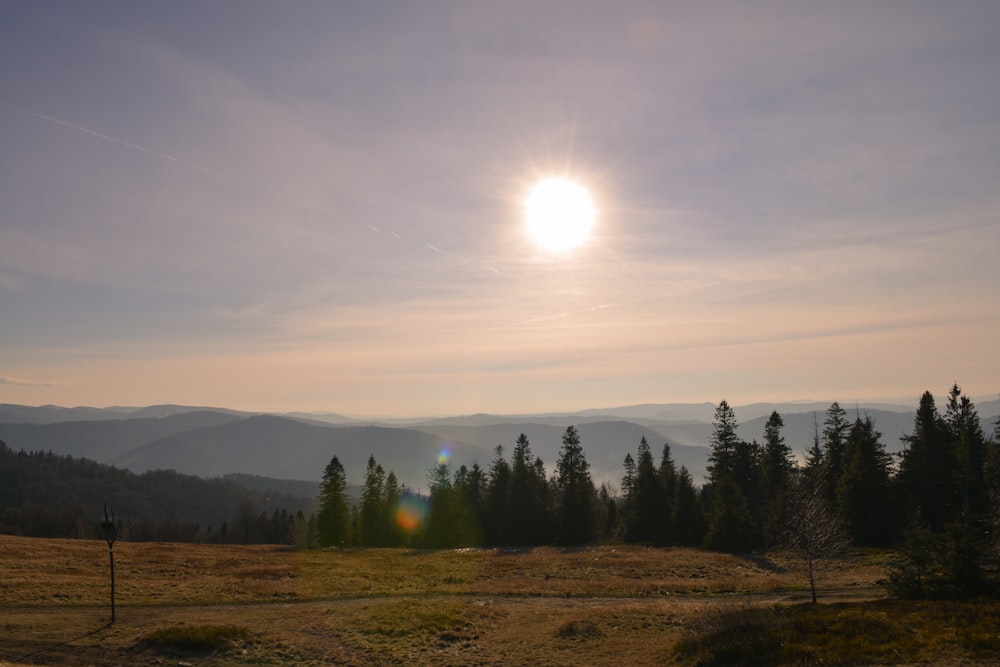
[0,535,996,665]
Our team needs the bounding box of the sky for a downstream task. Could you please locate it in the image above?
[2,1,999,417]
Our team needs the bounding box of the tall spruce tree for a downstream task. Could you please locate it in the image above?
[759,411,795,546]
[360,455,386,546]
[423,459,458,547]
[672,465,705,546]
[484,445,510,545]
[704,400,760,551]
[898,391,956,532]
[316,455,349,548]
[836,416,893,545]
[554,425,596,545]
[624,437,665,544]
[945,385,989,532]
[822,402,851,505]
[507,434,548,545]
[658,443,678,541]
[804,414,825,482]
[383,471,404,546]
[455,462,486,545]
[704,476,756,552]
[707,400,740,480]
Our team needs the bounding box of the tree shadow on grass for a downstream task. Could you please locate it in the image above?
[737,553,788,573]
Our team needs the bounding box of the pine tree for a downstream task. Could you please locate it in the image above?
[597,482,618,541]
[383,471,404,546]
[658,443,678,542]
[804,413,824,482]
[621,452,636,499]
[704,476,756,553]
[988,418,1000,561]
[836,416,892,545]
[484,445,510,545]
[423,458,457,547]
[822,402,851,505]
[672,466,705,547]
[759,411,795,546]
[945,385,989,531]
[360,455,386,546]
[898,392,956,532]
[554,426,595,545]
[704,400,759,550]
[507,434,548,545]
[455,462,486,545]
[625,437,666,544]
[707,400,740,480]
[316,455,349,548]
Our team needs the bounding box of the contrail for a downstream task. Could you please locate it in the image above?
[1,101,503,276]
[0,101,221,177]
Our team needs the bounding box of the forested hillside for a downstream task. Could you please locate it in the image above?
[0,442,315,544]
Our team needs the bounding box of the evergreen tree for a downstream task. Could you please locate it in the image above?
[704,476,756,553]
[804,414,825,482]
[554,426,596,545]
[945,385,989,531]
[423,459,457,547]
[532,456,553,539]
[759,411,795,546]
[988,418,1000,561]
[704,400,759,550]
[897,392,956,532]
[597,482,618,541]
[455,462,486,545]
[383,471,404,546]
[836,416,893,545]
[484,445,510,545]
[625,437,665,544]
[707,400,740,480]
[360,455,386,546]
[672,465,705,547]
[658,443,678,541]
[316,455,349,548]
[822,402,851,505]
[507,434,548,545]
[621,452,636,500]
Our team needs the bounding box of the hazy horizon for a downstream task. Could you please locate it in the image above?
[3,2,998,416]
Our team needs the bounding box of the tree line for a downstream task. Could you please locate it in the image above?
[316,384,1000,597]
[0,443,314,544]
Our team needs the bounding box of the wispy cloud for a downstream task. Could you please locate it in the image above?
[0,376,66,387]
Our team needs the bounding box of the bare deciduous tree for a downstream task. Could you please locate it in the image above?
[783,472,851,603]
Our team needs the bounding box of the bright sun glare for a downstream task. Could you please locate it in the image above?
[524,177,596,253]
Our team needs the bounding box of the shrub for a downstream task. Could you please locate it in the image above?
[556,619,602,639]
[143,624,252,652]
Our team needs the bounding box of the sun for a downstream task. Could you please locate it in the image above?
[524,177,596,253]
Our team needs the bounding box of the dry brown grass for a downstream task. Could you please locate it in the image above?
[0,534,904,666]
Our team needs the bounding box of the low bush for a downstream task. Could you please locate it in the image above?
[673,599,1000,666]
[142,623,252,652]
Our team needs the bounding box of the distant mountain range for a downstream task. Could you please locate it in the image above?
[1,400,997,490]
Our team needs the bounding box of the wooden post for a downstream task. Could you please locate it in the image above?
[100,504,118,624]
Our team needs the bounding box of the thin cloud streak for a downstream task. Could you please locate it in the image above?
[0,376,66,387]
[1,2,998,414]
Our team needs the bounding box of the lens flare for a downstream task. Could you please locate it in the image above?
[395,495,428,533]
[437,448,451,465]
